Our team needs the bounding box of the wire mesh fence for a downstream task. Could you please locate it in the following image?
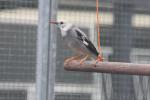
[0,0,150,100]
[0,0,37,100]
[56,0,150,100]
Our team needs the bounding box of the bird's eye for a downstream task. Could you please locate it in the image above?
[60,22,64,24]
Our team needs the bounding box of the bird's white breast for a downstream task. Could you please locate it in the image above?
[60,24,72,37]
[61,30,67,37]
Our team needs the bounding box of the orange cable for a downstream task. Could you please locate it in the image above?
[96,0,103,61]
[96,0,102,55]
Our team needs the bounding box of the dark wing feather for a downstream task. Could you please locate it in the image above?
[75,29,99,57]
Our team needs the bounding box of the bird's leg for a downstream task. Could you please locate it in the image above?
[79,55,89,65]
[92,54,104,67]
[64,55,81,64]
[97,54,104,62]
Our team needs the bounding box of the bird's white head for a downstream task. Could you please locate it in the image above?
[50,21,72,36]
[50,21,67,29]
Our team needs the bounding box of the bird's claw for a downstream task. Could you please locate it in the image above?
[64,55,82,65]
[97,54,104,62]
[79,55,89,65]
[64,56,76,65]
[79,60,85,65]
[92,55,104,67]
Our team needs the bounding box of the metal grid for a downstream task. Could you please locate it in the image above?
[55,0,150,100]
[0,0,37,100]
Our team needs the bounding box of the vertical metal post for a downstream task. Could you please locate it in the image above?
[36,0,57,100]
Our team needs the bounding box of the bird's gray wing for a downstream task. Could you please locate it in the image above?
[74,28,99,57]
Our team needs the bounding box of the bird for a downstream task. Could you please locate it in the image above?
[50,21,103,65]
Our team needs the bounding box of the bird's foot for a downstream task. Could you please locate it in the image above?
[97,54,104,62]
[92,55,104,67]
[64,55,81,65]
[79,55,89,65]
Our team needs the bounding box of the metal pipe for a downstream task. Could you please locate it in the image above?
[36,0,57,100]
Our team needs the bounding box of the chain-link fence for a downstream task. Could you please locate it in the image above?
[0,0,37,100]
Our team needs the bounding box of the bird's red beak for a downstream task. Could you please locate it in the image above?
[50,21,58,24]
